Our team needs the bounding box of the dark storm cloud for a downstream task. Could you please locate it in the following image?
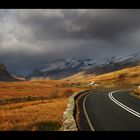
[16,9,140,41]
[0,9,140,75]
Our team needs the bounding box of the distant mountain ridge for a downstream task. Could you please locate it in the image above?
[27,52,140,80]
[27,59,97,80]
[86,52,140,75]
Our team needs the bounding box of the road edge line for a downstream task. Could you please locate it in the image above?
[83,92,95,131]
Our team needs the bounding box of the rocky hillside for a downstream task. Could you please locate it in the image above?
[0,64,23,81]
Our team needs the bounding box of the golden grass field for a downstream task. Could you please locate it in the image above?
[64,66,140,89]
[0,98,67,131]
[0,80,84,99]
[0,80,87,131]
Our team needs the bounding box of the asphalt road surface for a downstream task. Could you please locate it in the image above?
[77,90,140,131]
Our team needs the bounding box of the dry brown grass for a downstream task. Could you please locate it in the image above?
[90,66,140,88]
[0,80,84,99]
[63,71,96,83]
[0,79,86,131]
[64,66,140,89]
[0,98,67,131]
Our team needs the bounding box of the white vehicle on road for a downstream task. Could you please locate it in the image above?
[89,81,99,86]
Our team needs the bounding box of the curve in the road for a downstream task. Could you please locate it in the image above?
[77,89,140,131]
[109,91,140,118]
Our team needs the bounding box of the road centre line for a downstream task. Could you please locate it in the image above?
[109,91,140,118]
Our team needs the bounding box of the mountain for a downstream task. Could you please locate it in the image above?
[0,64,24,82]
[86,52,140,75]
[28,52,140,80]
[27,59,97,80]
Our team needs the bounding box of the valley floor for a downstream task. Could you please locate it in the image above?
[0,80,87,131]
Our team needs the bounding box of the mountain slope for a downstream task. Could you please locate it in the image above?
[28,52,140,80]
[27,59,97,80]
[86,52,140,75]
[0,64,24,82]
[64,65,140,89]
[87,65,140,89]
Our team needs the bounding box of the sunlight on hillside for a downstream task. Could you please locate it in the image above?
[64,66,140,89]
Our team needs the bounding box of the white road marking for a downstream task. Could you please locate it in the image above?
[83,91,95,131]
[109,91,140,118]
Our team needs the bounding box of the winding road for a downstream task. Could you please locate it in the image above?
[77,90,140,131]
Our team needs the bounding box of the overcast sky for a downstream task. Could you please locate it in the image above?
[0,9,140,75]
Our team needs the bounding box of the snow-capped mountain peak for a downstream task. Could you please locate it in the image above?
[28,52,140,80]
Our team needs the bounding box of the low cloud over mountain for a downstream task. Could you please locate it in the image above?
[0,9,140,75]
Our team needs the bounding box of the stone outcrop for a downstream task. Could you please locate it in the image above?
[60,90,90,131]
[0,63,23,81]
[0,64,10,76]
